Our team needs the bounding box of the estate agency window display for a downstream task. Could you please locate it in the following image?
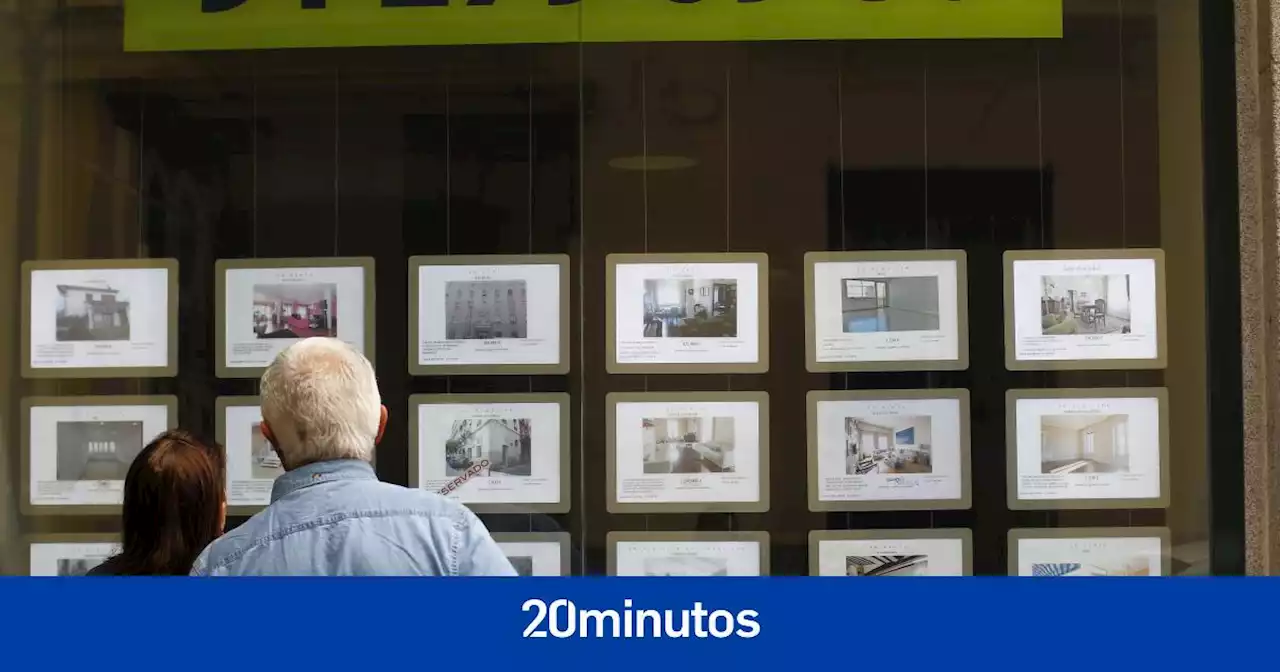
[409,394,571,514]
[21,396,177,514]
[409,255,570,375]
[607,532,770,577]
[807,389,971,512]
[215,397,282,513]
[808,529,972,577]
[804,251,968,372]
[1006,388,1169,510]
[1008,528,1172,577]
[216,257,375,378]
[22,259,179,379]
[607,253,768,374]
[26,535,120,576]
[606,392,769,514]
[493,532,572,577]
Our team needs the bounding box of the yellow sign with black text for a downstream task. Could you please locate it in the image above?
[124,0,1063,53]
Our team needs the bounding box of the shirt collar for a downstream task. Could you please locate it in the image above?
[270,459,377,503]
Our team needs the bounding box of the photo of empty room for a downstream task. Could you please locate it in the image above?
[642,279,738,338]
[843,416,932,476]
[840,277,940,333]
[1031,559,1150,577]
[643,556,729,576]
[444,417,532,477]
[55,280,131,342]
[252,283,337,339]
[250,422,283,481]
[641,417,736,474]
[1040,414,1131,474]
[56,558,96,576]
[56,420,146,481]
[845,555,928,576]
[1040,274,1132,335]
[506,555,534,577]
[444,280,528,340]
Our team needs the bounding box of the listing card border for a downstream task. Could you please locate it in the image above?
[492,531,573,577]
[606,531,771,576]
[1006,526,1173,576]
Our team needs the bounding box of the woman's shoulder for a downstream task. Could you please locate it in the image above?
[85,556,126,576]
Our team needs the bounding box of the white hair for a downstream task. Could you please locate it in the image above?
[260,338,381,468]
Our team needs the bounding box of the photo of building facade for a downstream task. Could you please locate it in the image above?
[444,417,532,477]
[445,280,528,340]
[55,281,131,342]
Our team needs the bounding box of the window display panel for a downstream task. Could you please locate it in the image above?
[1004,250,1167,370]
[607,392,769,514]
[22,396,176,514]
[808,389,970,511]
[1007,388,1169,510]
[215,396,281,513]
[607,253,768,374]
[493,532,572,576]
[409,394,570,514]
[607,532,769,576]
[808,530,972,576]
[409,255,570,375]
[22,259,178,378]
[27,535,120,576]
[216,257,375,377]
[1009,528,1171,576]
[805,251,967,372]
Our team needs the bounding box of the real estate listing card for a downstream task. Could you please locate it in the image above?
[215,396,279,513]
[409,394,570,514]
[808,529,972,576]
[216,257,375,377]
[1004,249,1167,370]
[22,396,176,514]
[1009,527,1171,577]
[409,255,570,375]
[808,389,971,511]
[1007,388,1169,510]
[607,532,769,576]
[607,253,768,374]
[23,259,178,378]
[805,251,968,372]
[27,535,121,576]
[607,392,770,513]
[493,532,572,577]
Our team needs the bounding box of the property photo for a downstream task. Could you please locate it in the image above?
[252,282,337,339]
[57,558,96,576]
[55,420,146,481]
[642,278,738,338]
[843,416,933,476]
[444,280,528,340]
[250,422,283,481]
[55,280,131,342]
[641,417,736,474]
[845,555,929,576]
[1040,414,1131,474]
[1040,274,1132,335]
[642,556,729,576]
[1030,559,1150,577]
[444,417,532,477]
[841,277,941,333]
[507,555,534,577]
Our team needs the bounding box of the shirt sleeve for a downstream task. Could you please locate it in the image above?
[455,507,519,577]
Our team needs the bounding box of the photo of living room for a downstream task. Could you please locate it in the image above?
[1031,559,1150,577]
[840,277,940,333]
[845,555,928,576]
[643,556,729,576]
[1040,414,1131,474]
[1040,274,1132,335]
[843,416,932,476]
[642,279,738,338]
[252,283,337,339]
[641,417,736,474]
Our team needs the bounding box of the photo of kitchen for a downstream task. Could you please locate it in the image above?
[843,415,932,476]
[641,416,736,474]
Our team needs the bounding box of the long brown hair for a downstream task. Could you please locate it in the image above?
[105,429,226,575]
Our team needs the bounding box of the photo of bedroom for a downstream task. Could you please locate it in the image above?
[845,555,928,576]
[840,277,940,333]
[1040,414,1131,474]
[1040,274,1132,335]
[641,417,736,474]
[843,416,932,476]
[642,279,738,338]
[252,283,337,339]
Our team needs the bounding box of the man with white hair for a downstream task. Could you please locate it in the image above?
[191,338,515,576]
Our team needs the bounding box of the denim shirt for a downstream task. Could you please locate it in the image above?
[191,459,516,576]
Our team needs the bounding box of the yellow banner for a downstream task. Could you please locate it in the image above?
[124,0,1063,53]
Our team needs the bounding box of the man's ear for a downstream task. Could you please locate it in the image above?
[260,420,277,448]
[376,405,388,446]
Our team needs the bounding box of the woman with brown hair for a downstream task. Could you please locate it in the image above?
[88,429,227,576]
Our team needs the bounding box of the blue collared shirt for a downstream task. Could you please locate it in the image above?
[191,459,516,577]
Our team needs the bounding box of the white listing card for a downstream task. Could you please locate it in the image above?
[1013,394,1163,504]
[811,257,961,365]
[28,266,170,371]
[1010,255,1161,364]
[497,540,565,577]
[613,260,761,367]
[614,540,762,577]
[814,537,966,577]
[416,261,562,368]
[30,541,120,576]
[1016,535,1165,577]
[222,403,279,507]
[28,403,170,507]
[814,396,965,506]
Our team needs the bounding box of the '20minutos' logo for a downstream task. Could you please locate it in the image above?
[522,598,761,639]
